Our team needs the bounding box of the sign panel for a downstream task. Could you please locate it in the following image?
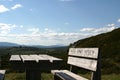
[69,48,98,59]
[67,57,97,71]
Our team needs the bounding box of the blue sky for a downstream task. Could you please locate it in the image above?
[0,0,120,45]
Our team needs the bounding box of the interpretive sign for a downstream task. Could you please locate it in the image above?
[69,48,98,59]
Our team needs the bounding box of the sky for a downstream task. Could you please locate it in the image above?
[0,0,120,46]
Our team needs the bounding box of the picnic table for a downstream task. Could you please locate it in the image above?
[10,54,63,80]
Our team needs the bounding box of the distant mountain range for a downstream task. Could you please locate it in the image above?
[0,42,19,47]
[29,45,67,48]
[0,42,67,48]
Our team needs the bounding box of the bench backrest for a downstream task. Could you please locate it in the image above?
[67,48,99,71]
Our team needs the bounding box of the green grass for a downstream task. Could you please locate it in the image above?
[81,73,120,80]
[102,74,120,80]
[4,72,120,80]
[5,72,54,80]
[5,72,25,80]
[41,73,53,80]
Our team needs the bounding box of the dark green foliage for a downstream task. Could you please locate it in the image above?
[1,54,10,69]
[72,28,120,74]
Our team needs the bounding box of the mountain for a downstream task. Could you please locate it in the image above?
[0,42,20,48]
[71,28,120,74]
[0,42,67,48]
[30,45,67,48]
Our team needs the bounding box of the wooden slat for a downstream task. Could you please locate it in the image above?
[69,48,98,59]
[30,55,49,62]
[67,57,97,71]
[52,70,88,80]
[10,55,21,61]
[0,70,6,80]
[0,70,5,75]
[20,55,36,62]
[39,55,62,62]
[61,70,88,80]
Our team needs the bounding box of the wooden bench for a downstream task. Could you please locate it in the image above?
[51,48,101,80]
[0,70,6,80]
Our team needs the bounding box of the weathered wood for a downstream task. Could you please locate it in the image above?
[10,55,21,61]
[52,70,88,80]
[68,57,97,71]
[40,55,62,63]
[91,50,101,80]
[29,55,49,62]
[20,55,36,62]
[69,48,98,59]
[0,70,5,75]
[0,70,6,80]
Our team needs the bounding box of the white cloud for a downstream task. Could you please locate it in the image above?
[0,26,88,45]
[0,4,23,13]
[44,28,55,33]
[27,28,40,34]
[107,23,115,27]
[0,5,9,13]
[0,23,16,35]
[80,26,116,34]
[20,25,23,28]
[11,4,23,10]
[0,32,87,45]
[80,28,95,32]
[0,23,117,46]
[118,19,120,22]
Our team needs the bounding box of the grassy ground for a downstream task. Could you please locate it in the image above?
[5,72,25,80]
[102,74,120,80]
[4,72,120,80]
[5,72,54,80]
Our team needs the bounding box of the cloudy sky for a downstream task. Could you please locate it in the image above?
[0,0,120,46]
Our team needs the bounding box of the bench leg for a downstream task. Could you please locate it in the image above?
[26,69,41,80]
[54,75,63,80]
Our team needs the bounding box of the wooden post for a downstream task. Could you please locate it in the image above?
[0,56,1,68]
[70,65,72,72]
[26,69,41,80]
[91,50,101,80]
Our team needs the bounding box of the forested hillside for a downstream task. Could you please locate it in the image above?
[71,28,120,74]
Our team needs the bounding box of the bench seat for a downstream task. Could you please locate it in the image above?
[51,70,88,80]
[0,70,6,80]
